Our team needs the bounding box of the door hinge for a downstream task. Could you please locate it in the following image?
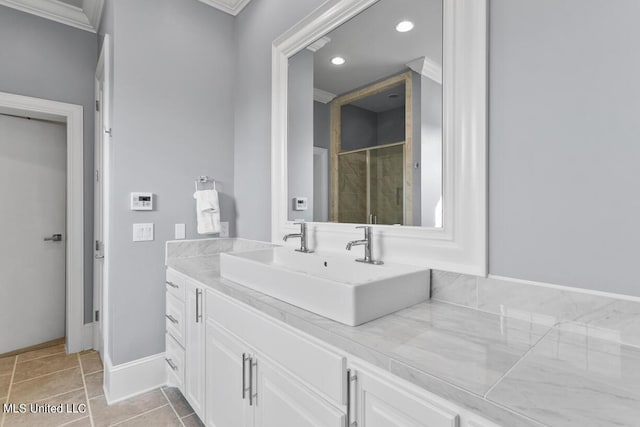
[95,100,100,112]
[95,170,99,182]
[95,310,100,322]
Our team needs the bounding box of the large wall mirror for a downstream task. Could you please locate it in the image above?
[287,0,443,228]
[272,0,487,275]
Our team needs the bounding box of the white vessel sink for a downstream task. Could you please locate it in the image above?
[219,247,430,326]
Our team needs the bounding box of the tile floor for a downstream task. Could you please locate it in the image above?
[0,345,202,427]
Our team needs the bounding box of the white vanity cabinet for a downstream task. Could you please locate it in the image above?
[205,289,347,427]
[165,269,206,422]
[349,361,459,427]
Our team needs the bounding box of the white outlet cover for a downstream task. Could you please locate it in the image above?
[175,223,186,240]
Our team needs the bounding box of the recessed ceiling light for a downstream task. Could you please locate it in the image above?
[396,20,414,33]
[331,56,346,65]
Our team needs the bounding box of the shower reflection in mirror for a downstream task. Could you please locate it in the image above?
[287,0,443,227]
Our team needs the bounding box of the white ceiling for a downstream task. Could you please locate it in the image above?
[310,0,442,96]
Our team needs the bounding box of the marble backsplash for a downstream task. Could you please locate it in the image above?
[165,238,275,262]
[431,270,640,348]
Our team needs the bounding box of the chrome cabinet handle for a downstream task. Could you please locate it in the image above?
[242,353,249,399]
[165,358,178,371]
[165,314,178,324]
[196,288,203,323]
[249,357,257,406]
[346,369,357,427]
[166,281,179,289]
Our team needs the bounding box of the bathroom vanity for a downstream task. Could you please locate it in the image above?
[165,239,527,427]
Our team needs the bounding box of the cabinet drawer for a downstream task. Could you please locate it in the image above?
[166,292,186,347]
[206,290,346,406]
[165,333,185,389]
[166,268,187,302]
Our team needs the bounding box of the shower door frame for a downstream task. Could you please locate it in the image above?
[330,71,414,225]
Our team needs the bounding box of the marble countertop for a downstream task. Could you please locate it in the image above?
[166,251,640,427]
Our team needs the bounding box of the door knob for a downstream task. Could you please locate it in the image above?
[44,234,63,242]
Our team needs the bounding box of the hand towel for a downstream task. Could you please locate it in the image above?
[193,189,221,234]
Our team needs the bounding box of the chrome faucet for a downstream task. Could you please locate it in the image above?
[283,222,313,253]
[346,226,383,265]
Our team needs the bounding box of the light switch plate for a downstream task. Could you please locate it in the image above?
[133,223,154,242]
[175,223,186,240]
[220,222,229,238]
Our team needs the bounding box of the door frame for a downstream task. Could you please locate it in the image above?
[0,91,84,354]
[94,34,111,357]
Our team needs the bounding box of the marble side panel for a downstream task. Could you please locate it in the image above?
[431,270,478,307]
[487,328,640,427]
[477,276,612,327]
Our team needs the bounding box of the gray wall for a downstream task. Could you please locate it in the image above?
[313,102,331,151]
[287,49,314,221]
[236,0,640,297]
[234,0,327,241]
[0,6,97,323]
[104,0,236,365]
[341,105,377,151]
[377,107,405,146]
[490,0,640,296]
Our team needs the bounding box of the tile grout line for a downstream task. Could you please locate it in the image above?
[483,326,554,399]
[160,388,187,427]
[58,416,91,426]
[78,353,96,427]
[12,366,81,385]
[15,349,66,365]
[109,404,171,427]
[0,357,17,427]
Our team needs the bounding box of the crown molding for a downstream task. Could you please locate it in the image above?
[406,56,443,85]
[82,0,103,32]
[306,36,331,52]
[0,0,103,32]
[313,88,337,104]
[197,0,252,16]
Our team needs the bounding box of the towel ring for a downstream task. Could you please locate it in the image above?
[195,175,216,192]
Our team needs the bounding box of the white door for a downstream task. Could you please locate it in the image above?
[0,114,67,354]
[185,283,205,419]
[254,357,345,427]
[205,319,253,427]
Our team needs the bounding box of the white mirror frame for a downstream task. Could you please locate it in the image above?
[271,0,487,276]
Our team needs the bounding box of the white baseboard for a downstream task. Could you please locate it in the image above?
[104,352,167,404]
[82,323,95,351]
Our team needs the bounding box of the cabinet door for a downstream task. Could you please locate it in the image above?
[206,320,253,427]
[254,357,345,427]
[185,283,206,420]
[355,367,458,427]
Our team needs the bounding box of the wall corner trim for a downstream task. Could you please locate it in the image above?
[103,352,167,404]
